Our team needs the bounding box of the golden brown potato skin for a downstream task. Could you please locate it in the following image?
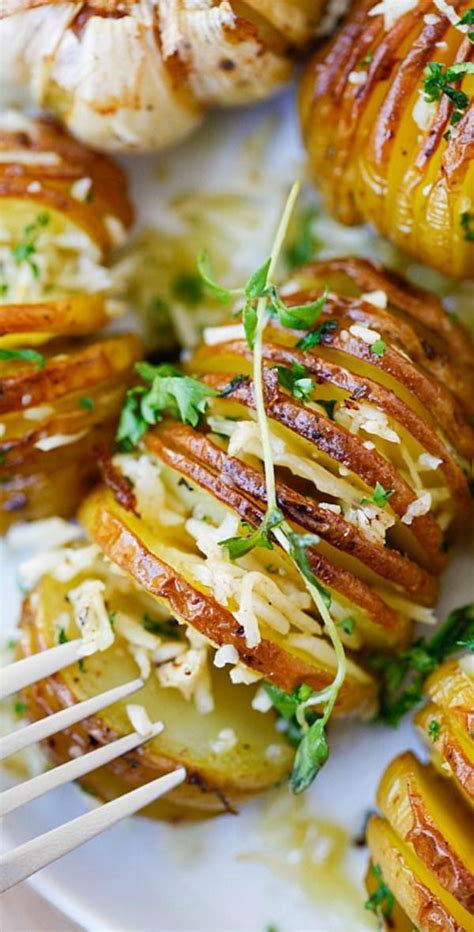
[0,115,139,532]
[300,1,474,279]
[366,658,474,932]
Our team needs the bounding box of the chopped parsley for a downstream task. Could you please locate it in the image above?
[276,362,314,401]
[116,362,218,450]
[458,9,474,42]
[0,348,45,368]
[58,628,69,644]
[364,864,395,921]
[428,719,440,742]
[422,61,474,126]
[461,211,474,242]
[361,482,395,508]
[78,396,95,410]
[338,617,355,636]
[13,699,28,717]
[172,272,204,306]
[221,508,284,560]
[11,212,50,278]
[315,398,337,420]
[296,320,338,351]
[370,339,386,356]
[142,614,181,640]
[369,603,474,726]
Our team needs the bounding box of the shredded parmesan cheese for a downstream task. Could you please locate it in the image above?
[360,290,388,309]
[401,492,432,525]
[6,517,83,552]
[368,0,418,30]
[67,579,114,655]
[349,324,382,344]
[126,704,154,737]
[210,728,237,754]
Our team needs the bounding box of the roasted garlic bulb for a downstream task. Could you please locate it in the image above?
[300,1,474,279]
[0,0,334,153]
[0,112,141,531]
[366,655,474,931]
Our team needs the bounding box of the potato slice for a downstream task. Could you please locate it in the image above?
[377,752,474,912]
[0,295,111,345]
[80,483,377,716]
[300,3,474,278]
[415,657,474,808]
[366,815,474,932]
[365,860,412,932]
[19,569,294,818]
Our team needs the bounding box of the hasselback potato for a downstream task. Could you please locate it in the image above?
[0,112,140,531]
[17,255,474,815]
[365,654,474,932]
[0,0,335,153]
[300,0,474,279]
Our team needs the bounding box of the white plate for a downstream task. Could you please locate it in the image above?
[1,90,473,932]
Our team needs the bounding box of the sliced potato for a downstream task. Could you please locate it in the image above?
[300,3,474,278]
[415,656,474,808]
[377,752,474,911]
[366,815,474,932]
[80,483,377,715]
[19,567,294,818]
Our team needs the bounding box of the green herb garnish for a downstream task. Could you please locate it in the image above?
[428,719,440,742]
[422,61,474,126]
[79,396,95,410]
[296,320,338,351]
[369,603,474,725]
[142,614,181,640]
[11,212,49,278]
[0,348,45,368]
[276,362,314,401]
[315,398,337,420]
[338,617,355,636]
[117,362,218,450]
[58,628,69,644]
[361,482,395,508]
[370,339,386,356]
[458,9,474,42]
[13,699,28,717]
[172,272,204,306]
[364,864,395,921]
[221,508,284,560]
[460,211,474,242]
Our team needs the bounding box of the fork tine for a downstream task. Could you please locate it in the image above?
[0,767,186,893]
[0,677,144,761]
[0,639,84,700]
[0,720,164,816]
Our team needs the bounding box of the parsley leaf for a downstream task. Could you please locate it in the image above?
[0,347,45,368]
[263,681,313,721]
[242,301,258,349]
[220,508,284,559]
[291,718,329,794]
[268,287,328,331]
[296,320,338,351]
[11,213,49,278]
[364,864,395,920]
[361,482,395,508]
[245,258,271,299]
[78,396,94,410]
[276,362,314,401]
[172,272,204,306]
[315,398,337,420]
[117,363,217,450]
[461,211,474,242]
[423,62,474,125]
[428,719,440,742]
[338,617,355,636]
[370,339,386,356]
[58,628,69,644]
[142,613,181,640]
[369,603,474,725]
[458,9,474,41]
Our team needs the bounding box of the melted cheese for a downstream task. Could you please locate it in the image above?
[67,579,115,656]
